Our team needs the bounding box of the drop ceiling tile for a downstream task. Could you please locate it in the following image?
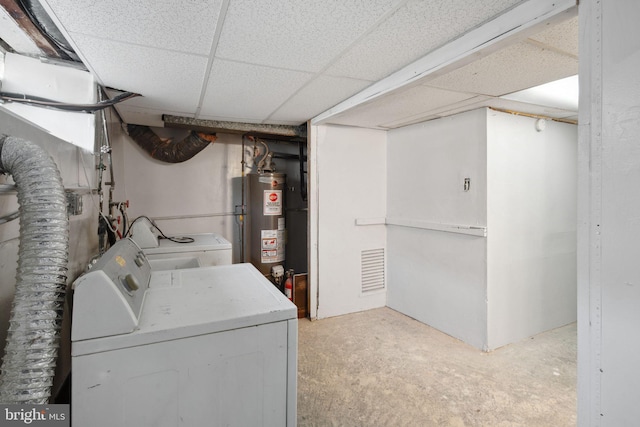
[430,98,495,119]
[528,15,578,57]
[425,41,578,97]
[269,75,372,124]
[417,96,580,123]
[42,0,223,55]
[324,85,477,129]
[215,0,403,73]
[199,59,313,122]
[325,0,522,81]
[69,33,208,113]
[382,95,491,128]
[322,115,386,130]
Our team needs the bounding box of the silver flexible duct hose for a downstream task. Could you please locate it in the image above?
[0,136,69,404]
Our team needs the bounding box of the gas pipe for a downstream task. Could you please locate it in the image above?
[284,270,293,301]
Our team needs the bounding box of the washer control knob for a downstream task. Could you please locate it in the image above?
[123,273,140,292]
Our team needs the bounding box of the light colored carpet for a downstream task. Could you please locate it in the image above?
[297,307,576,426]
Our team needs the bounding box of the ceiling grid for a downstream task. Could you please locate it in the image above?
[8,0,578,129]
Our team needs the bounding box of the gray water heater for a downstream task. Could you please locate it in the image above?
[246,172,286,277]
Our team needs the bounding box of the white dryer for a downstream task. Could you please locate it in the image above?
[71,238,297,427]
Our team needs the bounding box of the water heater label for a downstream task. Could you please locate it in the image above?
[261,229,285,262]
[263,190,282,215]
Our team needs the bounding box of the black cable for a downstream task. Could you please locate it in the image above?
[163,236,196,244]
[0,90,140,113]
[125,215,194,244]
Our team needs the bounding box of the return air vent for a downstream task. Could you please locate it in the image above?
[361,248,385,293]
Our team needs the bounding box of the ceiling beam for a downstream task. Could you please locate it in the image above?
[163,114,307,139]
[312,0,577,125]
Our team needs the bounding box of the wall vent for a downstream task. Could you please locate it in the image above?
[361,248,385,293]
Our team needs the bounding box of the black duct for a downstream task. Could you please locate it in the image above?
[125,124,217,163]
[19,0,81,62]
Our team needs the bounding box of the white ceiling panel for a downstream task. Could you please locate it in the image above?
[268,75,373,124]
[528,15,578,57]
[70,33,208,113]
[414,96,578,124]
[215,0,403,73]
[324,0,523,82]
[325,85,478,129]
[42,0,224,55]
[424,41,578,97]
[483,98,578,120]
[198,59,313,122]
[374,96,496,124]
[381,95,492,128]
[6,0,578,129]
[402,95,502,120]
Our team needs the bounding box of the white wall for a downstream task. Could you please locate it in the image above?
[387,109,489,349]
[110,128,245,263]
[385,108,576,351]
[314,124,387,319]
[579,1,640,424]
[487,110,577,349]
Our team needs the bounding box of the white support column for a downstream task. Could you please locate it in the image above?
[577,1,602,424]
[307,122,319,319]
[579,0,640,424]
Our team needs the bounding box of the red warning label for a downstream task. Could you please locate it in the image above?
[261,229,284,263]
[262,238,277,249]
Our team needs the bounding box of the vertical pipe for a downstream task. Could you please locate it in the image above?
[98,88,115,212]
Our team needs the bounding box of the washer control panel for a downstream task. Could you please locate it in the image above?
[72,238,151,341]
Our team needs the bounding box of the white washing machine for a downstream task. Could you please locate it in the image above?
[71,238,297,427]
[129,217,233,267]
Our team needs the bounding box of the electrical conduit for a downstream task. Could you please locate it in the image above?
[0,136,69,404]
